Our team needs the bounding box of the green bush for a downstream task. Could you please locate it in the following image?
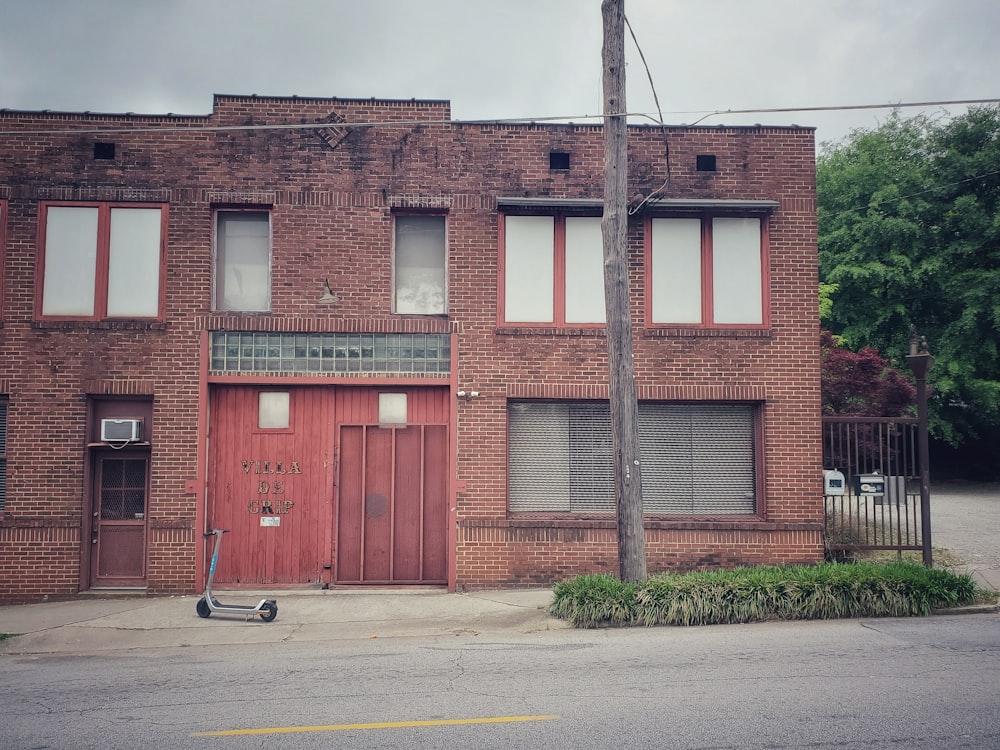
[550,562,980,628]
[550,574,637,628]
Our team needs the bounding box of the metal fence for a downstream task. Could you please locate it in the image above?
[822,417,925,556]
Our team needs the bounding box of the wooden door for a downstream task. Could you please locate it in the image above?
[336,423,448,584]
[207,386,335,585]
[91,453,148,587]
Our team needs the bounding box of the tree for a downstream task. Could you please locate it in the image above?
[818,106,1000,447]
[820,330,915,416]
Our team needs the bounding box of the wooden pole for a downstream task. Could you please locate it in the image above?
[602,0,646,583]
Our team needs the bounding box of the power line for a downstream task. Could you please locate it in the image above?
[686,98,1000,125]
[824,169,1000,218]
[1,98,998,137]
[624,12,670,214]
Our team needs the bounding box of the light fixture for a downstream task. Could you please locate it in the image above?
[317,278,339,305]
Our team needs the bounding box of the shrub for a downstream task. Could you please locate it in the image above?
[550,562,980,628]
[550,574,637,628]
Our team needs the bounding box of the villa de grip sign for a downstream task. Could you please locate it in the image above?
[242,459,300,525]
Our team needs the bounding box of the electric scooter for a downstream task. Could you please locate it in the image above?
[196,529,278,621]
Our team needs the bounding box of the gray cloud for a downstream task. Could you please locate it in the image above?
[1,0,998,145]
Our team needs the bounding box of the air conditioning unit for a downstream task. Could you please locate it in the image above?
[101,418,142,443]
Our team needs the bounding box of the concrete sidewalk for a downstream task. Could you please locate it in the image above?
[966,567,1000,593]
[0,588,565,656]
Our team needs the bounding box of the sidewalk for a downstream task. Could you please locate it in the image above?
[0,588,565,656]
[965,567,1000,594]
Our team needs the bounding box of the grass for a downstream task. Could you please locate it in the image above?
[550,562,984,628]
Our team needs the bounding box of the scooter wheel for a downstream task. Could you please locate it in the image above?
[259,601,278,622]
[196,597,212,618]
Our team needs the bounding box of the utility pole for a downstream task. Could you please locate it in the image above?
[602,0,646,583]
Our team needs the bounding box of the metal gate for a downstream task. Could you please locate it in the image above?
[822,417,925,557]
[336,423,448,584]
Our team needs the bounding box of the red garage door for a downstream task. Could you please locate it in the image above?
[207,385,448,587]
[336,423,448,584]
[207,386,335,586]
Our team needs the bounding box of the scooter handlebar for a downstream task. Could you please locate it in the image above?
[203,529,231,537]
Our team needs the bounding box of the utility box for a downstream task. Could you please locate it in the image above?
[823,469,846,496]
[852,473,885,496]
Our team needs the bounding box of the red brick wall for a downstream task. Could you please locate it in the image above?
[0,95,821,601]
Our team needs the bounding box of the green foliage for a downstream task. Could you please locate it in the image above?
[550,574,637,628]
[818,282,838,323]
[821,330,915,415]
[549,563,979,628]
[818,106,1000,446]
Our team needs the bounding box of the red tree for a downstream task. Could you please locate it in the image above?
[821,330,916,416]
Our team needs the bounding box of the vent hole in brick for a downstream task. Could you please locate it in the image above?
[549,151,570,170]
[94,142,116,160]
[696,154,717,172]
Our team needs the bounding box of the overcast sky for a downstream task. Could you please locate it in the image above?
[1,0,998,149]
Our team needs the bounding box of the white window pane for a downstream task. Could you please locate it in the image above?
[42,206,98,316]
[712,218,762,324]
[217,212,270,312]
[564,217,606,324]
[258,392,290,429]
[378,393,407,424]
[504,215,554,323]
[651,218,702,324]
[107,208,162,317]
[395,215,446,314]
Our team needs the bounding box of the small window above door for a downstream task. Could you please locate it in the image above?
[258,392,290,429]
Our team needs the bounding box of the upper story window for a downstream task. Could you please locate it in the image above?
[647,216,767,327]
[37,202,166,320]
[393,214,446,315]
[501,214,605,325]
[215,210,271,312]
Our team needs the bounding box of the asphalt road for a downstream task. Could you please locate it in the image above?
[2,612,998,749]
[0,481,995,749]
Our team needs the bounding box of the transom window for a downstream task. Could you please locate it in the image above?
[215,210,271,312]
[508,400,758,515]
[393,214,447,315]
[37,203,166,320]
[648,216,766,326]
[501,214,605,325]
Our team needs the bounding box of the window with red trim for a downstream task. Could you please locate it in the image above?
[500,214,605,325]
[508,399,759,515]
[37,202,167,320]
[647,216,767,327]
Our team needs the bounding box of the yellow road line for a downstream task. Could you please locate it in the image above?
[192,714,560,737]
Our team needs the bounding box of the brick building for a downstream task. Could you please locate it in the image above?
[0,95,823,603]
